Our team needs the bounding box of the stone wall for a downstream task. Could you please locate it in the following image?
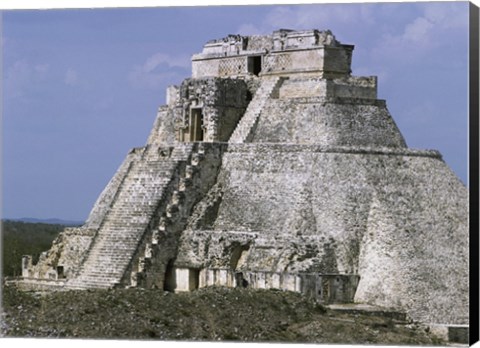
[146,106,177,145]
[167,265,358,304]
[278,77,377,99]
[330,76,377,99]
[22,227,96,281]
[8,278,67,291]
[193,47,353,79]
[193,268,359,304]
[251,97,406,148]
[174,143,468,324]
[272,29,339,50]
[354,153,469,325]
[192,59,221,79]
[245,35,273,51]
[262,46,353,78]
[172,77,250,142]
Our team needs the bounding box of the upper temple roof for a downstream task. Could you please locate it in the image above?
[191,29,354,79]
[201,29,343,56]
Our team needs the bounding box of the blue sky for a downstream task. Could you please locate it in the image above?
[2,2,470,221]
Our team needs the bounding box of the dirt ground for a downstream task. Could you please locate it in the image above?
[1,285,445,345]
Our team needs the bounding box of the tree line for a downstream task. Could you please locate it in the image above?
[2,220,65,277]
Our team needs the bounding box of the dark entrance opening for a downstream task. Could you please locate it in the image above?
[246,90,253,102]
[248,56,262,76]
[57,266,65,279]
[190,108,204,142]
[191,269,200,290]
[235,272,249,288]
[163,260,176,291]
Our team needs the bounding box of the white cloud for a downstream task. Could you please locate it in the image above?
[236,23,265,36]
[64,68,79,86]
[374,2,468,63]
[128,52,190,89]
[143,53,189,71]
[423,2,466,29]
[403,17,434,44]
[235,3,467,64]
[235,4,376,38]
[4,59,49,99]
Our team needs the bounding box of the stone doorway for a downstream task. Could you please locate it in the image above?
[57,266,65,279]
[248,56,262,76]
[190,107,204,142]
[163,260,176,291]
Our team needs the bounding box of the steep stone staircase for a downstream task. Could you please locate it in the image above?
[229,76,284,143]
[131,142,225,289]
[66,143,194,289]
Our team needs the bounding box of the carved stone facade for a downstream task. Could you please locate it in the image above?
[192,29,352,79]
[16,30,468,331]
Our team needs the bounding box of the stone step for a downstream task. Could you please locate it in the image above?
[77,265,126,273]
[82,257,130,266]
[82,262,127,269]
[229,77,282,143]
[83,259,131,266]
[103,214,153,220]
[88,249,138,255]
[100,222,148,227]
[106,204,162,210]
[327,304,408,322]
[79,266,127,273]
[101,222,151,229]
[73,275,120,282]
[68,276,118,284]
[91,249,138,256]
[96,230,145,236]
[70,143,195,289]
[91,239,142,246]
[74,273,120,279]
[78,271,126,277]
[104,208,158,214]
[66,281,115,289]
[116,184,170,191]
[87,247,135,253]
[118,184,170,189]
[90,233,143,240]
[93,231,144,236]
[90,244,140,251]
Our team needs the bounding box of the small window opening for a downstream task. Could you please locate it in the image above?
[248,56,262,76]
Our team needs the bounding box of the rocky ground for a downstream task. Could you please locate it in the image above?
[1,284,445,345]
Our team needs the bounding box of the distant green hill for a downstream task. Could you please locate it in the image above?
[6,218,83,226]
[1,220,65,277]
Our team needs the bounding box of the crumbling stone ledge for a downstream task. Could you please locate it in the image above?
[224,143,442,159]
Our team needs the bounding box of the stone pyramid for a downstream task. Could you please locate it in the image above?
[18,29,468,330]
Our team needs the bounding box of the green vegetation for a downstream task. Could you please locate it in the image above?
[2,220,65,277]
[1,286,444,345]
